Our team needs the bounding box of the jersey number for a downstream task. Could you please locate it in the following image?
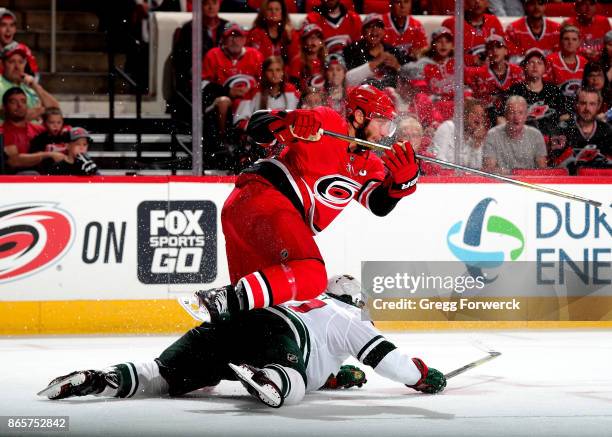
[289,299,326,313]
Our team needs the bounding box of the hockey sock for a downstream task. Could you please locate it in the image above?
[97,361,169,398]
[238,259,327,309]
[262,365,305,406]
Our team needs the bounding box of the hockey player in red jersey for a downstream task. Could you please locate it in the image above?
[195,84,420,323]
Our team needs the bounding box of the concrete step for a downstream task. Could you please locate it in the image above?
[34,51,125,73]
[22,11,100,32]
[17,30,107,52]
[41,72,134,95]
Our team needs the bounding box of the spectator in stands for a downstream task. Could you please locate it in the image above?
[304,0,362,54]
[482,95,548,173]
[288,24,327,90]
[488,0,523,16]
[546,25,588,101]
[441,0,505,66]
[29,107,71,154]
[470,35,524,125]
[557,88,612,160]
[1,88,65,173]
[247,0,295,62]
[0,9,39,80]
[234,56,299,130]
[41,128,99,176]
[582,62,612,117]
[323,53,349,116]
[202,22,264,148]
[505,0,561,60]
[171,0,228,113]
[298,86,325,108]
[395,116,440,174]
[601,31,612,82]
[382,0,428,60]
[0,44,59,121]
[344,14,411,88]
[563,0,611,62]
[507,48,570,138]
[432,99,489,170]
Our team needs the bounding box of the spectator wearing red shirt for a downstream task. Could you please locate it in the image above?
[505,0,561,60]
[441,0,505,67]
[563,0,611,62]
[1,88,65,173]
[546,25,588,100]
[247,0,296,62]
[288,24,327,90]
[382,0,428,60]
[470,35,524,124]
[304,0,362,54]
[0,8,39,80]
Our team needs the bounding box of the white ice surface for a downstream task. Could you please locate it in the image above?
[1,330,611,437]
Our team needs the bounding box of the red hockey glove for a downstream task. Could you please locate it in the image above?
[406,358,446,394]
[382,142,420,198]
[285,109,323,141]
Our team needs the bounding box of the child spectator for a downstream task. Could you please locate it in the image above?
[288,24,327,90]
[0,9,39,80]
[323,53,349,116]
[0,44,59,121]
[441,0,505,66]
[546,25,588,101]
[247,0,296,62]
[563,0,611,62]
[582,62,612,117]
[304,0,362,54]
[234,56,299,130]
[470,35,524,125]
[1,88,65,173]
[29,107,71,154]
[42,127,99,176]
[344,14,411,88]
[505,0,561,60]
[382,0,428,60]
[507,49,570,138]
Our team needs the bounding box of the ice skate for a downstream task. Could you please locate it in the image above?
[229,363,283,408]
[37,369,118,400]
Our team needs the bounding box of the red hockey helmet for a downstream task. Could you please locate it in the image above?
[346,84,397,121]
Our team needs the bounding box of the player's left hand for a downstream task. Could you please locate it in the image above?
[406,358,446,394]
[323,365,367,389]
[285,109,322,142]
[382,142,419,197]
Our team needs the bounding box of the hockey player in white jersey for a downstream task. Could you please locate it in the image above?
[39,275,446,408]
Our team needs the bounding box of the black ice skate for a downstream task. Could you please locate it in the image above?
[229,363,283,408]
[37,369,118,400]
[195,284,245,324]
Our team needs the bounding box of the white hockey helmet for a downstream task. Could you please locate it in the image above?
[326,274,365,308]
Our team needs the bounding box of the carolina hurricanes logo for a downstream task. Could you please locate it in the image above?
[0,204,74,283]
[308,74,325,89]
[527,102,554,120]
[314,175,362,209]
[325,35,351,54]
[222,74,257,91]
[559,80,581,98]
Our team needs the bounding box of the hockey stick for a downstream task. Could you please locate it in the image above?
[322,130,602,208]
[444,350,501,379]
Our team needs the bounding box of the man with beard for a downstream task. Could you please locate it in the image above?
[505,0,561,60]
[344,14,411,87]
[506,48,570,137]
[193,85,420,324]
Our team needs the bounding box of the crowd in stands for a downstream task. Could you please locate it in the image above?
[0,8,99,175]
[163,0,611,175]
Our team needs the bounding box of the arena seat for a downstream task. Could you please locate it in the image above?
[576,168,612,176]
[512,168,569,176]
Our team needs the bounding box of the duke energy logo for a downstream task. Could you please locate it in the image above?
[447,198,524,280]
[0,203,75,283]
[137,201,217,284]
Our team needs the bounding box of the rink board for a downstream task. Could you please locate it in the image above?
[0,175,610,334]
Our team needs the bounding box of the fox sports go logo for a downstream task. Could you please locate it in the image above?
[0,204,75,283]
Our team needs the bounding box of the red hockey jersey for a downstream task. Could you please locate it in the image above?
[505,17,561,57]
[470,63,524,108]
[382,14,428,57]
[202,47,264,87]
[545,52,587,98]
[563,16,612,61]
[441,15,505,66]
[305,10,362,53]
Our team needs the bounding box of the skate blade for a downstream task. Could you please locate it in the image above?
[228,363,283,408]
[177,295,211,323]
[37,373,86,398]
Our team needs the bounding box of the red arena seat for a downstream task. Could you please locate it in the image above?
[576,168,612,176]
[512,168,569,176]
